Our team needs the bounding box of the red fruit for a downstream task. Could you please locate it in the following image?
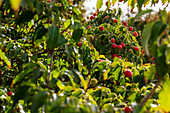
[152,57,155,61]
[90,16,94,20]
[118,56,122,59]
[93,13,97,16]
[124,106,132,113]
[123,21,127,27]
[98,59,103,62]
[112,54,117,58]
[78,42,82,47]
[87,26,91,29]
[134,47,139,51]
[105,1,111,6]
[111,38,115,43]
[0,70,2,75]
[7,91,13,96]
[104,16,108,19]
[133,31,138,37]
[117,45,122,50]
[113,19,118,23]
[119,0,123,2]
[120,43,125,48]
[48,0,51,2]
[112,44,117,49]
[142,49,145,54]
[129,26,133,31]
[99,26,104,31]
[124,70,132,78]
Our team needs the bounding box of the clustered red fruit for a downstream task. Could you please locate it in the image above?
[112,54,117,58]
[133,31,138,37]
[134,46,139,51]
[99,26,104,31]
[123,21,127,27]
[120,43,125,48]
[124,70,132,78]
[48,0,51,2]
[117,45,122,50]
[112,44,117,49]
[111,38,115,43]
[7,91,13,96]
[124,106,132,113]
[78,42,82,47]
[128,26,133,31]
[113,19,118,23]
[90,16,94,20]
[93,13,97,16]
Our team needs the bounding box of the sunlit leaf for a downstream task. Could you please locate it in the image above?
[10,0,22,12]
[96,0,103,10]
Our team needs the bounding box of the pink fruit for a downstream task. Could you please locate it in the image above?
[112,44,117,49]
[120,43,125,48]
[7,91,13,96]
[111,38,115,43]
[124,70,132,78]
[118,56,122,59]
[78,42,82,47]
[104,16,108,19]
[124,106,132,113]
[93,13,97,16]
[48,0,51,2]
[117,45,122,50]
[133,31,138,37]
[112,54,117,58]
[129,26,133,31]
[99,26,104,31]
[98,59,103,62]
[152,57,155,61]
[113,19,118,23]
[134,47,139,51]
[90,16,94,20]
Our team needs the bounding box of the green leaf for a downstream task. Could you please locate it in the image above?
[165,47,170,64]
[31,91,48,113]
[72,21,84,42]
[47,25,59,50]
[34,24,48,40]
[112,0,117,5]
[7,43,14,51]
[132,9,153,23]
[13,68,34,84]
[72,89,83,97]
[37,61,47,71]
[57,35,68,47]
[128,93,136,101]
[144,66,155,81]
[159,80,170,112]
[137,0,145,11]
[10,0,22,12]
[161,10,167,24]
[57,79,65,90]
[64,19,71,29]
[142,22,155,56]
[0,49,11,68]
[13,86,30,106]
[96,0,103,10]
[103,69,110,80]
[113,67,121,81]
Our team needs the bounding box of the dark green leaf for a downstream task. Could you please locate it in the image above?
[72,21,84,42]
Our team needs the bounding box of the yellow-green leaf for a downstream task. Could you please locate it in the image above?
[96,0,103,10]
[112,0,117,5]
[10,0,22,12]
[0,50,11,68]
[103,69,110,80]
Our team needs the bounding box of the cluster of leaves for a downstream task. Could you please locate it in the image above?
[0,0,170,113]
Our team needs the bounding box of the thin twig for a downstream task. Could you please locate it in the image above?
[47,51,54,87]
[61,24,71,34]
[140,81,160,106]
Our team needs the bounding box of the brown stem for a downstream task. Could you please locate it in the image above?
[140,81,160,106]
[61,24,71,34]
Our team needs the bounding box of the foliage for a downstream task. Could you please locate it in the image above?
[0,0,170,113]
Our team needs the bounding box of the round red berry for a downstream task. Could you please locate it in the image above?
[134,47,139,51]
[78,42,82,47]
[117,45,122,50]
[99,26,104,31]
[123,21,127,27]
[112,44,117,49]
[152,57,155,61]
[112,54,117,58]
[93,13,97,16]
[48,0,51,2]
[113,19,118,23]
[118,56,122,59]
[98,59,103,62]
[90,16,94,20]
[87,26,91,29]
[7,91,13,96]
[111,38,115,43]
[129,26,133,31]
[124,70,132,78]
[133,31,138,37]
[124,106,132,113]
[120,43,125,48]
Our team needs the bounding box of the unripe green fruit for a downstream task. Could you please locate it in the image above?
[90,78,98,85]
